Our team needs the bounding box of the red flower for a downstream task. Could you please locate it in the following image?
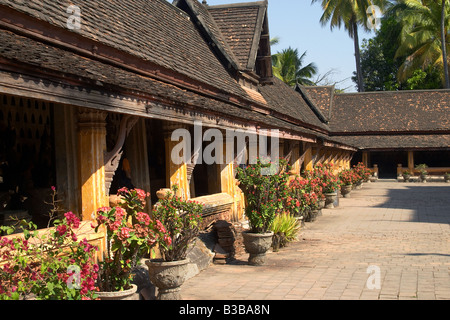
[56,224,67,236]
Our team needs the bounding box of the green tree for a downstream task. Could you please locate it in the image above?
[272,47,318,86]
[393,0,450,87]
[441,0,450,88]
[356,6,444,90]
[311,0,391,92]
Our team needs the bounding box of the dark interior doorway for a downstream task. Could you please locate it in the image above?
[370,151,408,178]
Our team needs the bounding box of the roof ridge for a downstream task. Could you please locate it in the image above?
[207,0,269,71]
[207,1,267,9]
[177,0,241,72]
[295,84,330,124]
[335,88,450,96]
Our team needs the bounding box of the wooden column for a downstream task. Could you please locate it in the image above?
[164,122,190,200]
[219,134,239,220]
[408,151,414,172]
[304,143,313,171]
[290,141,301,175]
[362,151,369,168]
[78,109,108,221]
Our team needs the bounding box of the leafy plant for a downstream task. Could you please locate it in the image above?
[338,169,356,186]
[306,163,339,194]
[353,162,372,183]
[94,187,161,292]
[285,176,320,219]
[0,213,98,300]
[151,185,204,262]
[270,212,301,250]
[236,158,290,233]
[415,164,428,174]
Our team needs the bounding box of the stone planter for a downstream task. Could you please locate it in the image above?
[341,185,352,198]
[445,175,450,183]
[324,192,338,209]
[420,173,428,183]
[318,199,326,209]
[403,174,411,182]
[304,209,319,222]
[145,259,190,300]
[97,284,138,300]
[242,231,273,266]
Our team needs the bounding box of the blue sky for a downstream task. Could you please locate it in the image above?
[204,0,378,92]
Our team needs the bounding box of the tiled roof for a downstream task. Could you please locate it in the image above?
[175,0,241,72]
[0,29,328,141]
[207,1,266,70]
[331,134,450,150]
[298,85,334,122]
[1,0,448,152]
[0,0,247,99]
[258,78,329,133]
[330,90,450,133]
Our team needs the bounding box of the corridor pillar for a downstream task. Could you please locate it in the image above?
[77,109,108,221]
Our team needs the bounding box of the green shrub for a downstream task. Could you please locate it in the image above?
[270,212,301,250]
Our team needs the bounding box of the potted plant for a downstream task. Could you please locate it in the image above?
[0,212,99,300]
[93,187,157,300]
[415,164,428,182]
[444,172,450,183]
[402,170,412,182]
[339,169,354,198]
[145,185,203,300]
[236,158,289,265]
[308,163,339,209]
[270,212,301,252]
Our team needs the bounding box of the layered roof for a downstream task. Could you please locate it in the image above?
[0,0,448,152]
[207,1,267,71]
[302,86,450,150]
[331,90,450,134]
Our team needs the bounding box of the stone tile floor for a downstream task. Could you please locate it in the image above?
[181,180,450,300]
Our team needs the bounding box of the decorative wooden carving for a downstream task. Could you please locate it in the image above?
[297,148,308,169]
[186,151,200,185]
[283,142,294,164]
[312,146,323,165]
[104,115,138,194]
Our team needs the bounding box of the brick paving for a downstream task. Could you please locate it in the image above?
[181,180,450,300]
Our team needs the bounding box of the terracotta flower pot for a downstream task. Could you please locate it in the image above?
[145,259,189,300]
[97,284,138,300]
[242,231,273,266]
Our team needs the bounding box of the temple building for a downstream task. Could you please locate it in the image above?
[0,0,448,235]
[300,86,450,178]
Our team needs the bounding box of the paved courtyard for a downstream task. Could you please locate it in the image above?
[182,180,450,300]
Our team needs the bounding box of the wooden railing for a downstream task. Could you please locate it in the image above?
[397,164,450,177]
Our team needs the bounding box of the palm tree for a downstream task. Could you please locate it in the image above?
[311,0,390,92]
[393,0,450,87]
[441,0,450,88]
[272,47,318,86]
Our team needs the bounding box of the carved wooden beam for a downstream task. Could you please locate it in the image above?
[187,151,200,185]
[283,141,294,164]
[312,146,323,165]
[104,115,139,194]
